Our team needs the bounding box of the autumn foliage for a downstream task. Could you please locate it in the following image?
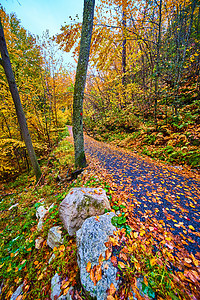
[0,8,73,180]
[56,0,200,169]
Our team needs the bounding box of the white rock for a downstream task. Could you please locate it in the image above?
[59,187,111,236]
[10,284,23,300]
[51,273,61,300]
[36,205,48,219]
[36,205,48,231]
[48,253,56,264]
[47,226,63,249]
[76,212,119,299]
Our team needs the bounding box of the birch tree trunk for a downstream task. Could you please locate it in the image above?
[0,19,42,182]
[72,0,95,168]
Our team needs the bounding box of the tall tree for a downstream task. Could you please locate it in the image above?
[0,18,42,182]
[72,0,95,168]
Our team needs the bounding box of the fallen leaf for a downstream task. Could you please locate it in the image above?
[119,252,128,261]
[90,268,97,286]
[184,258,192,264]
[111,256,118,267]
[86,261,91,272]
[109,282,116,295]
[59,245,65,252]
[118,261,126,269]
[98,254,104,265]
[105,249,112,260]
[188,225,195,230]
[107,296,115,300]
[95,265,102,282]
[38,273,44,280]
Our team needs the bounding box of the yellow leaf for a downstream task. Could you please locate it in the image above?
[63,286,70,295]
[59,245,65,252]
[191,254,199,267]
[38,273,44,280]
[133,232,138,239]
[189,225,195,230]
[150,258,157,266]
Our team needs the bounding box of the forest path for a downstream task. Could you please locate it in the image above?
[68,126,200,256]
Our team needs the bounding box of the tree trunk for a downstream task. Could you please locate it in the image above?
[72,0,95,168]
[154,0,162,128]
[122,0,127,107]
[0,19,42,182]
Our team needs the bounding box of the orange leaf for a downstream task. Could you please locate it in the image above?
[98,254,104,266]
[111,256,118,267]
[109,282,116,295]
[107,296,115,300]
[59,245,65,252]
[105,249,112,260]
[119,252,128,261]
[90,268,97,286]
[95,265,102,282]
[86,261,91,273]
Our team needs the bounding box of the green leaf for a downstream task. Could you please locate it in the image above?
[111,216,119,227]
[117,216,126,225]
[112,205,120,211]
[120,205,126,209]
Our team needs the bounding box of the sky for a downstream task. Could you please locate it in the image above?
[1,0,85,66]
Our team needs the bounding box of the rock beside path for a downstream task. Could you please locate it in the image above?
[59,187,111,236]
[10,284,23,300]
[76,212,119,300]
[47,226,63,249]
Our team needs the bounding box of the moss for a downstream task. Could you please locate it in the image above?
[77,195,103,213]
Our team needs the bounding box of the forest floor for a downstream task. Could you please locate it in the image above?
[0,126,200,299]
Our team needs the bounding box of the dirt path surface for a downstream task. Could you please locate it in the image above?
[68,127,200,255]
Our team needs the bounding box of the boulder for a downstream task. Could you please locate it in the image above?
[59,187,111,236]
[36,205,48,231]
[36,205,48,219]
[76,212,119,299]
[47,226,63,249]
